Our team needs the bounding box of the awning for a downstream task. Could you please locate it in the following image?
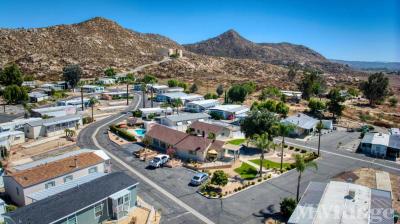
[207,149,218,155]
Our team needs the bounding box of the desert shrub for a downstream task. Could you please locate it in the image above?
[300,149,307,153]
[82,116,93,125]
[280,198,297,220]
[289,146,294,150]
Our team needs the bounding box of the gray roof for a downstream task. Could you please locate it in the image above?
[282,113,318,130]
[4,172,138,224]
[163,113,210,122]
[27,114,81,127]
[370,189,393,224]
[389,135,400,150]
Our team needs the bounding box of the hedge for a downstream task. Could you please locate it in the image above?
[109,124,136,141]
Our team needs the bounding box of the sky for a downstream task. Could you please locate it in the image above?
[0,0,399,62]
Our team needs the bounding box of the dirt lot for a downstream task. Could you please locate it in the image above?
[334,168,400,213]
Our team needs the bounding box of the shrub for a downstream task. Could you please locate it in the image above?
[257,178,262,182]
[6,205,17,212]
[280,198,297,219]
[295,148,300,151]
[300,149,307,153]
[109,124,136,141]
[267,174,272,178]
[132,110,142,117]
[284,144,288,148]
[289,146,294,150]
[211,170,228,186]
[82,116,93,125]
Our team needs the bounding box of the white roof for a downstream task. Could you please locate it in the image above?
[210,104,249,113]
[282,113,318,130]
[186,99,219,107]
[180,94,204,101]
[0,131,24,139]
[28,92,47,97]
[0,117,42,129]
[82,85,102,88]
[32,105,75,113]
[139,107,172,113]
[389,128,400,135]
[361,133,390,146]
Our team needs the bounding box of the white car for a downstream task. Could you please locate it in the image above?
[148,154,169,168]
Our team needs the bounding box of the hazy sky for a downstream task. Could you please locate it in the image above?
[0,0,399,62]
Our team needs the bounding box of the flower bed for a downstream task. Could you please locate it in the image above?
[109,124,136,141]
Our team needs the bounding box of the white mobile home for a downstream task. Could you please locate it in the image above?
[185,99,220,113]
[97,78,116,85]
[28,92,49,103]
[57,97,90,108]
[0,131,25,150]
[139,107,173,119]
[31,105,77,118]
[24,114,82,139]
[160,113,210,131]
[0,118,42,133]
[281,113,319,137]
[208,105,249,120]
[81,85,105,93]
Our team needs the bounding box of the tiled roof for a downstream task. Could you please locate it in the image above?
[146,124,187,146]
[189,121,224,134]
[175,135,224,153]
[9,152,105,187]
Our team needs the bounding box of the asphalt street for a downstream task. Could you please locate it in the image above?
[78,93,400,224]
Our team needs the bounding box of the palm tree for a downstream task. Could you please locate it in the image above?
[277,123,294,172]
[141,83,147,108]
[294,154,318,202]
[316,120,324,157]
[89,97,98,123]
[207,132,216,141]
[172,99,183,114]
[254,133,273,177]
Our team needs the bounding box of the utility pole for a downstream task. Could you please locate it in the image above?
[151,88,154,108]
[126,84,129,106]
[80,87,84,111]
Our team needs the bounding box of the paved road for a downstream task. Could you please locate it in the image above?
[78,93,400,224]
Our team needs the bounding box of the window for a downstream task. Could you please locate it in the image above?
[94,203,103,217]
[124,194,130,203]
[67,216,77,224]
[89,167,98,174]
[45,181,55,189]
[16,187,19,195]
[118,197,124,205]
[64,175,73,183]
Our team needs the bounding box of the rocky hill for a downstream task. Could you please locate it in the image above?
[0,17,181,79]
[184,29,351,74]
[0,17,359,90]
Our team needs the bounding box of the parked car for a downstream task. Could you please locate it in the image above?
[148,154,169,168]
[190,172,209,186]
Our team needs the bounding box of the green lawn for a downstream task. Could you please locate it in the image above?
[234,163,258,180]
[250,159,292,169]
[227,138,246,145]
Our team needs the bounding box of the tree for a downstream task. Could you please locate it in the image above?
[287,68,297,81]
[207,132,216,141]
[189,83,198,93]
[280,197,297,220]
[211,170,228,187]
[298,69,326,100]
[89,97,98,123]
[347,87,359,97]
[228,85,248,103]
[240,110,279,139]
[171,99,183,114]
[277,123,294,171]
[126,73,135,82]
[327,88,345,119]
[142,74,157,84]
[316,121,324,157]
[276,101,289,117]
[216,84,224,97]
[63,64,82,88]
[141,83,147,108]
[388,97,398,107]
[294,154,318,202]
[254,133,274,176]
[242,81,256,94]
[360,72,389,106]
[167,79,179,87]
[3,85,28,104]
[204,93,218,99]
[0,64,24,86]
[104,67,116,77]
[308,98,326,115]
[259,87,281,101]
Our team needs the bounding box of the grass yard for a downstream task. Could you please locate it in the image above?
[228,138,246,145]
[250,159,292,170]
[234,163,258,180]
